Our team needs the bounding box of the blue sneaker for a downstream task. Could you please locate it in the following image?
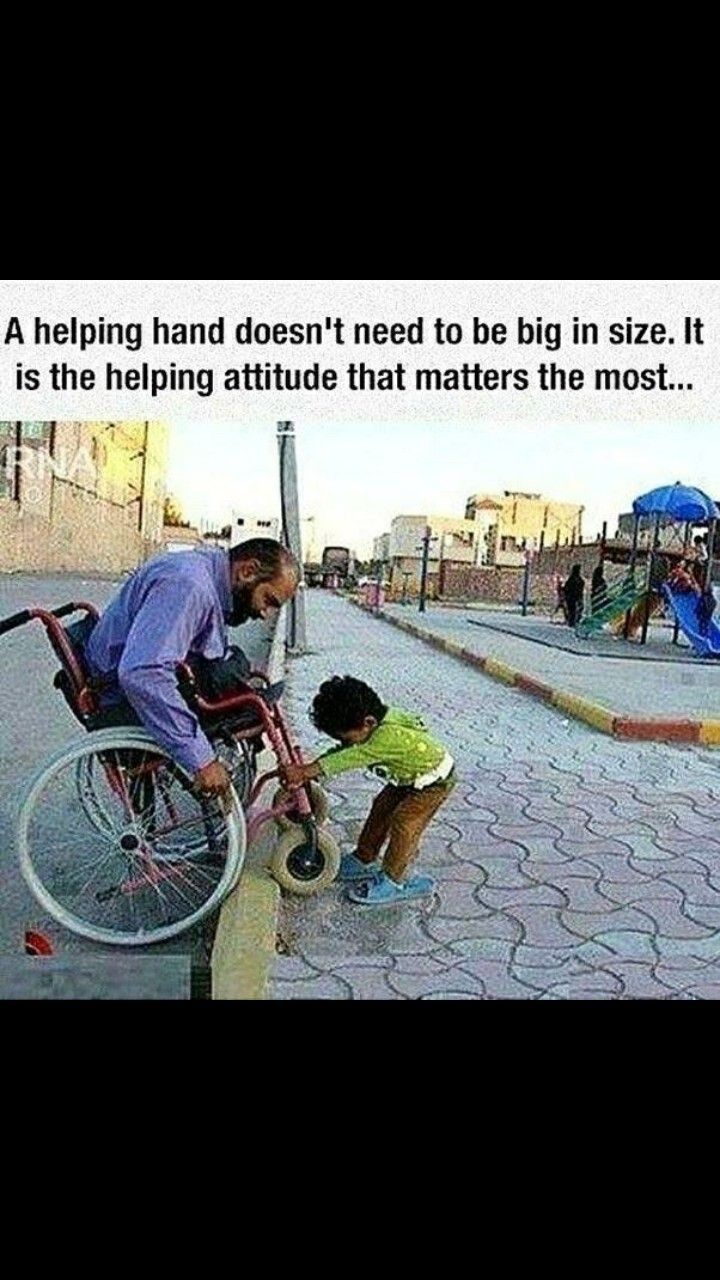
[336,851,382,882]
[348,871,437,906]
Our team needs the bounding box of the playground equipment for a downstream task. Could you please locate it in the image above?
[576,483,718,653]
[662,582,720,658]
[631,483,719,649]
[576,569,645,638]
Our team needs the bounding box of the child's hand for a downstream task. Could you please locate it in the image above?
[281,762,310,788]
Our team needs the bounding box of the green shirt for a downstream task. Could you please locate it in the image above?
[317,707,449,786]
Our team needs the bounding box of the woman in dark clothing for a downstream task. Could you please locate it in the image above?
[563,564,585,627]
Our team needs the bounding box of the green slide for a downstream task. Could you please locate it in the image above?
[575,574,646,637]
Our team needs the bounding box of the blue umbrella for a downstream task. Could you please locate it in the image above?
[632,483,719,522]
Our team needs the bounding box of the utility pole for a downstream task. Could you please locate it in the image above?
[277,420,307,654]
[418,524,434,614]
[374,557,384,614]
[137,421,149,535]
[520,546,533,616]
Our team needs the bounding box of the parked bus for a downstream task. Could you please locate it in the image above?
[321,546,352,587]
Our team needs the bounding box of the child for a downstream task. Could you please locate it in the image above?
[280,675,455,906]
[667,559,701,594]
[666,559,716,635]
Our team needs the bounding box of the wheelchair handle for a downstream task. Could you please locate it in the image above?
[49,602,86,620]
[0,609,32,636]
[0,601,98,637]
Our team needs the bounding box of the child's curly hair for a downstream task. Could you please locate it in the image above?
[311,676,388,737]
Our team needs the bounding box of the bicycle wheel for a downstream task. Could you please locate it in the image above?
[19,728,246,947]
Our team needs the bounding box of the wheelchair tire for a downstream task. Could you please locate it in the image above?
[271,781,329,831]
[19,728,246,947]
[269,827,340,896]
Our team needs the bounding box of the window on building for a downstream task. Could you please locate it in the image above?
[0,422,21,500]
[21,422,52,443]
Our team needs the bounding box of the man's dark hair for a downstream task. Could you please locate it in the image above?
[229,538,299,582]
[311,676,388,736]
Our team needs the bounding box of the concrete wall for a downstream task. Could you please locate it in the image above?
[441,543,627,608]
[0,421,169,575]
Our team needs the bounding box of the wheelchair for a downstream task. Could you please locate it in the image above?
[0,601,340,947]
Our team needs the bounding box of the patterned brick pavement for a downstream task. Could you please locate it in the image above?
[267,593,720,1000]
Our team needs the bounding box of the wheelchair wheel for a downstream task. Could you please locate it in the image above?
[19,728,246,947]
[76,734,255,845]
[269,827,340,896]
[271,781,329,831]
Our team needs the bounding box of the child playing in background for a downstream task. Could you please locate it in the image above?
[666,559,717,635]
[279,675,455,906]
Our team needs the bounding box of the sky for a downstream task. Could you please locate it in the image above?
[167,420,720,559]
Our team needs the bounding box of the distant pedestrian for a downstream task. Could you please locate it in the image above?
[691,535,709,587]
[552,574,568,623]
[563,564,585,627]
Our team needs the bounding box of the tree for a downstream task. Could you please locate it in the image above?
[163,494,190,528]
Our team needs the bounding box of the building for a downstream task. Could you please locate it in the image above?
[387,514,478,597]
[0,420,169,574]
[163,525,203,552]
[372,532,391,563]
[465,490,585,566]
[230,512,280,544]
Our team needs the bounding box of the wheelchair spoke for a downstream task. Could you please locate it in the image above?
[19,732,246,946]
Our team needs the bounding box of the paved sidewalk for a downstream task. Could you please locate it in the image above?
[267,592,720,1001]
[374,603,720,744]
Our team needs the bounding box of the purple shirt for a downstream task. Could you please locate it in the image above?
[85,547,232,775]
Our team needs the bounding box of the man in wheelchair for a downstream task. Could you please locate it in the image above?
[68,537,299,806]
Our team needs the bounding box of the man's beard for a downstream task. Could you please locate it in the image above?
[227,584,256,626]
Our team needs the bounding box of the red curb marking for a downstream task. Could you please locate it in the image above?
[614,719,700,743]
[516,675,556,702]
[460,649,488,669]
[368,610,709,744]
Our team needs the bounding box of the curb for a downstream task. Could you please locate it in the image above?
[353,600,720,748]
[211,815,280,1001]
[211,608,288,1001]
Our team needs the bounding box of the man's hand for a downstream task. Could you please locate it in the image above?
[195,759,233,811]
